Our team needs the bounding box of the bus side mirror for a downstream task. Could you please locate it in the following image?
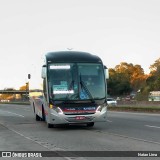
[104,66,109,79]
[41,65,47,78]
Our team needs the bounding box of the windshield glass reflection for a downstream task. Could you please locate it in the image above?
[48,63,105,101]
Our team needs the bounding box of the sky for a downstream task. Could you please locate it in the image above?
[0,0,160,89]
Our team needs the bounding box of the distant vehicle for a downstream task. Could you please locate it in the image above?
[107,98,117,106]
[29,51,109,128]
[148,91,160,101]
[125,96,131,101]
[0,100,10,102]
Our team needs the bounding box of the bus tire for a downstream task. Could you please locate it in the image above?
[42,106,46,121]
[87,122,94,127]
[36,114,41,121]
[47,123,54,128]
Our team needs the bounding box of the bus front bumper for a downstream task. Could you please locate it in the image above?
[49,108,107,124]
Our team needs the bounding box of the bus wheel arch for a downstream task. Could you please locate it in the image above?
[36,114,41,121]
[33,103,41,121]
[42,105,46,121]
[33,103,35,113]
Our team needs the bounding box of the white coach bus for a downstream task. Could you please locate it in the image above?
[29,51,109,128]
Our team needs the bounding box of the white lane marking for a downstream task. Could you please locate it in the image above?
[23,109,31,112]
[15,107,31,111]
[145,125,160,129]
[107,120,112,122]
[106,131,160,145]
[0,110,24,117]
[1,124,86,160]
[13,108,30,111]
[87,128,160,145]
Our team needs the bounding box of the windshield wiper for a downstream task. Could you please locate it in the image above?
[64,80,75,102]
[79,74,95,103]
[50,85,54,99]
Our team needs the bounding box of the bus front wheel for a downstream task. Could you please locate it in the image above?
[36,114,41,121]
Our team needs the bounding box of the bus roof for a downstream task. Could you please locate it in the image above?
[45,51,103,63]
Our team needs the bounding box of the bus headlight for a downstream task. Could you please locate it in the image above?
[96,105,106,112]
[50,104,64,114]
[55,107,63,114]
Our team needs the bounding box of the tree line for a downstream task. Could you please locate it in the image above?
[107,58,160,100]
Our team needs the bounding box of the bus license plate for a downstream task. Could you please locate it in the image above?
[75,116,86,120]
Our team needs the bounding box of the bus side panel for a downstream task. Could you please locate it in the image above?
[29,91,43,119]
[29,68,44,119]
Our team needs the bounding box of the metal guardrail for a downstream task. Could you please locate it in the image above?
[0,90,29,94]
[117,100,160,107]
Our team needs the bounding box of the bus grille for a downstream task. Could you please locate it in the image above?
[65,116,94,122]
[64,112,94,115]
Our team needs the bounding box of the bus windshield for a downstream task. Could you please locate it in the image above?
[48,63,106,101]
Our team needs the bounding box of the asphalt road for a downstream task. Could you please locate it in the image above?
[0,104,160,160]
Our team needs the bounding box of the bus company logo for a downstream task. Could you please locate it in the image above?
[2,152,12,157]
[83,107,96,110]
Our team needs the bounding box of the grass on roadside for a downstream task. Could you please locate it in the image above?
[108,105,160,113]
[0,102,30,105]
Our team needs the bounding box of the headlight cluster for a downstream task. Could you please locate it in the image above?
[96,104,106,112]
[49,104,63,114]
[55,107,63,114]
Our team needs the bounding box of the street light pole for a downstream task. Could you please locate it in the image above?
[26,82,29,100]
